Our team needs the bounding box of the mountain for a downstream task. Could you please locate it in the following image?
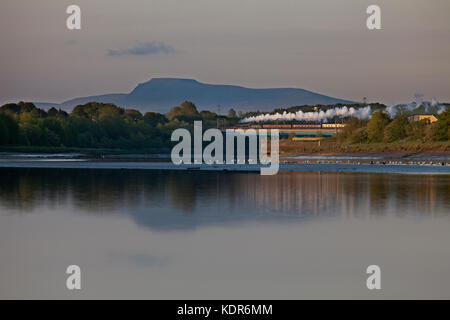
[60,78,355,113]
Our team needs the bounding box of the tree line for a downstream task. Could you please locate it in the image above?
[338,109,450,144]
[1,100,448,149]
[0,101,239,149]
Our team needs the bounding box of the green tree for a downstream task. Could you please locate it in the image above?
[365,111,390,143]
[0,113,19,145]
[227,108,237,118]
[20,123,43,146]
[337,117,368,143]
[432,109,450,141]
[166,101,201,121]
[124,109,143,123]
[47,107,58,117]
[143,112,168,126]
[384,116,409,142]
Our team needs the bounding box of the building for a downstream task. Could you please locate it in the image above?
[407,114,438,124]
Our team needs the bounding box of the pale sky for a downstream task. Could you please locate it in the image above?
[1,0,449,106]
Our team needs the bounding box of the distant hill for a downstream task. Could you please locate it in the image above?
[32,102,61,110]
[61,94,127,111]
[59,78,356,113]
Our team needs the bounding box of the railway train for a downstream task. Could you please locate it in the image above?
[235,123,345,129]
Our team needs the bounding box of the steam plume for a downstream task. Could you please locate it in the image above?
[385,98,447,118]
[241,106,372,123]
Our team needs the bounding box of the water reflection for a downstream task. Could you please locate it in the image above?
[0,168,449,230]
[1,168,450,299]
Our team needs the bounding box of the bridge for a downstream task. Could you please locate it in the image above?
[226,124,344,137]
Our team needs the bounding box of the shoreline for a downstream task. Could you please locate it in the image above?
[1,149,449,159]
[0,160,449,175]
[281,150,450,161]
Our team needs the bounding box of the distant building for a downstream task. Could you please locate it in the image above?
[407,114,438,124]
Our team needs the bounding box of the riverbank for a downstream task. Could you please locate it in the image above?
[281,150,450,162]
[279,139,450,156]
[2,140,449,158]
[0,159,449,174]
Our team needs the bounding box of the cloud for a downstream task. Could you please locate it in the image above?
[107,41,176,56]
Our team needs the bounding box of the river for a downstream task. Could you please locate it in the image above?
[0,168,449,298]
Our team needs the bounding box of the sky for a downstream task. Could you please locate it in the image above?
[1,0,449,106]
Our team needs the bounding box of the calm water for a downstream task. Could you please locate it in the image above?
[1,168,450,299]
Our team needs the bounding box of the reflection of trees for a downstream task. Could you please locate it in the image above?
[0,169,448,220]
[166,172,198,213]
[230,172,372,217]
[366,173,450,217]
[0,169,70,212]
[368,174,389,215]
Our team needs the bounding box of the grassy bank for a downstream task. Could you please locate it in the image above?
[2,140,449,157]
[279,139,450,155]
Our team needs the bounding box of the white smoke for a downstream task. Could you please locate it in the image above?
[385,98,447,118]
[241,106,372,123]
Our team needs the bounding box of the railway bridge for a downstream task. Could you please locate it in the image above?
[228,123,345,138]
